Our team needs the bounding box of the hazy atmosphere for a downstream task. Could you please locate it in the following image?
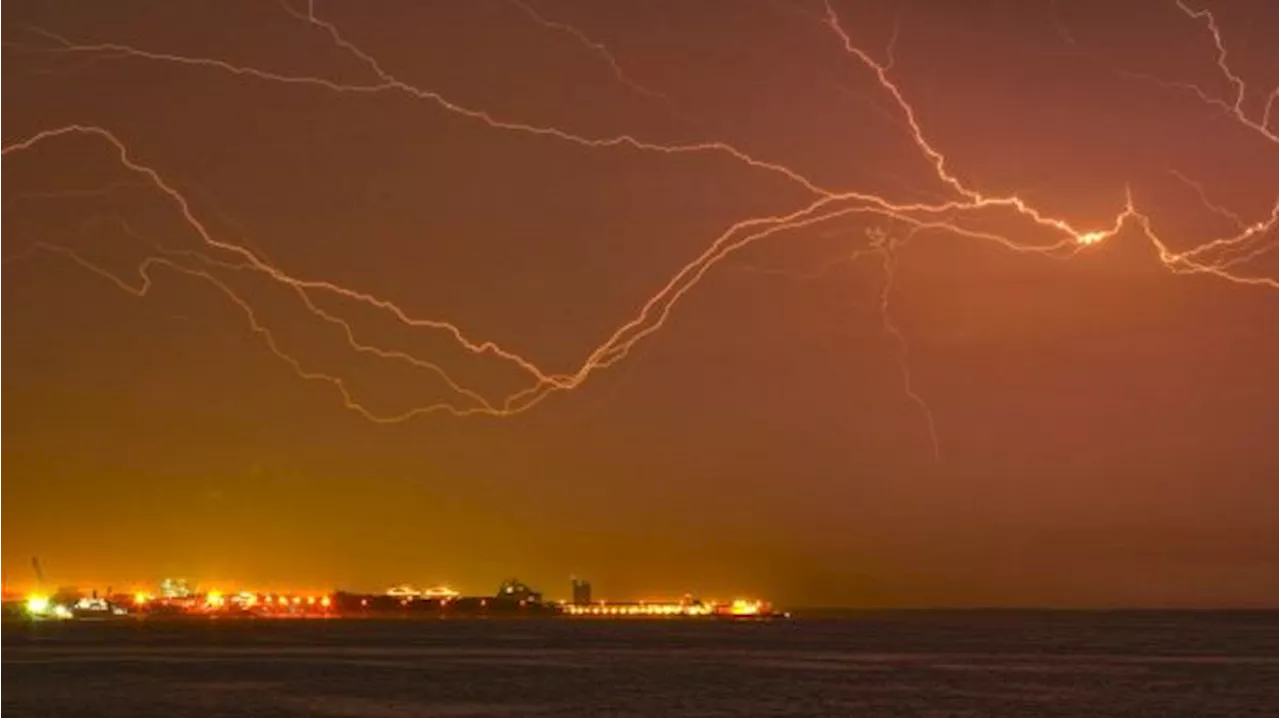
[4,0,1275,608]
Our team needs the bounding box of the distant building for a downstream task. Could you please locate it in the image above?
[496,578,541,603]
[571,578,592,605]
[52,586,84,605]
[385,585,421,598]
[386,585,458,600]
[160,578,193,599]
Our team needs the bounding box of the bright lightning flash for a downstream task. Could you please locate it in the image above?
[2,0,1275,457]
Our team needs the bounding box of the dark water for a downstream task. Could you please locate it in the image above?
[3,611,1274,717]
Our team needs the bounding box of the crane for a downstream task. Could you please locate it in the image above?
[32,556,46,590]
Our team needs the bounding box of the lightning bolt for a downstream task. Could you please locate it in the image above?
[1,178,141,209]
[867,226,940,461]
[1171,1,1253,124]
[2,125,552,383]
[1112,1,1278,144]
[1167,168,1250,231]
[1048,0,1079,48]
[4,0,1275,440]
[18,26,827,196]
[5,241,434,421]
[499,0,689,117]
[7,225,516,422]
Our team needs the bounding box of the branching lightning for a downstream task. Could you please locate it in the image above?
[1113,1,1279,144]
[868,226,939,460]
[1171,0,1266,136]
[4,0,1275,451]
[500,0,685,114]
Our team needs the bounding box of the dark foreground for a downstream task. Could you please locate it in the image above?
[3,611,1274,717]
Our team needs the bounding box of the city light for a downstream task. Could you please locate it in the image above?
[2,577,777,622]
[25,595,50,615]
[560,599,752,618]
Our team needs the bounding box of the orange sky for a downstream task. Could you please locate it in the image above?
[3,0,1275,607]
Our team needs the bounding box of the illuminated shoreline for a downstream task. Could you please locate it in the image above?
[3,587,787,622]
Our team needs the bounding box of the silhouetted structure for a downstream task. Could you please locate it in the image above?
[571,577,592,605]
[496,578,541,603]
[330,591,556,618]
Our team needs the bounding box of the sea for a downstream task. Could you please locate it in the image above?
[2,611,1274,717]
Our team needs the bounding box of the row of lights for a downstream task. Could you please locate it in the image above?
[562,600,765,617]
[131,592,332,609]
[207,592,333,609]
[563,603,713,616]
[22,592,335,619]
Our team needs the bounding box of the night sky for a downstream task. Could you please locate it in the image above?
[3,0,1275,607]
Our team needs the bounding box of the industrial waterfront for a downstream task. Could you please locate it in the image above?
[2,576,785,622]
